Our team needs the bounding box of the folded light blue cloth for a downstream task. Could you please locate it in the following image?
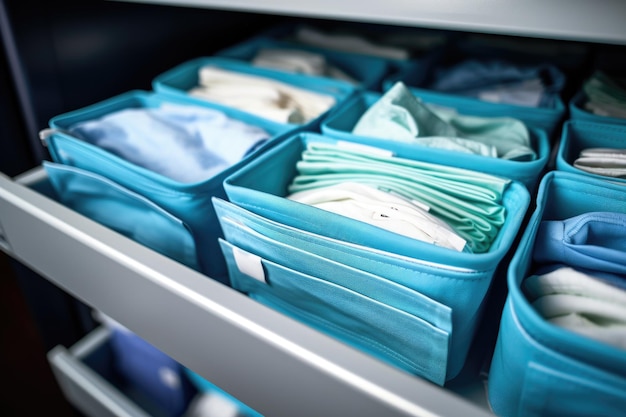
[70,103,270,183]
[352,82,535,160]
[428,59,565,108]
[533,211,626,276]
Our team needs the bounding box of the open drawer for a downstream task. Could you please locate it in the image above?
[49,326,176,417]
[0,167,493,417]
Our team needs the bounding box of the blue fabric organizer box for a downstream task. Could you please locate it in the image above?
[488,171,626,417]
[42,90,293,283]
[217,131,530,385]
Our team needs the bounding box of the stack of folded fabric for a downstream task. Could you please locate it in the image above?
[582,71,626,119]
[189,66,337,125]
[152,57,356,130]
[555,119,626,184]
[426,59,565,108]
[525,211,626,349]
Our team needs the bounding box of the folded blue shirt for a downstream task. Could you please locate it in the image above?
[70,103,270,183]
[533,211,626,276]
[427,59,565,108]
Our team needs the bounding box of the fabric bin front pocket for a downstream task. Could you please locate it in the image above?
[518,361,626,417]
[488,297,626,417]
[44,162,199,270]
[218,213,453,338]
[212,191,511,381]
[219,239,450,385]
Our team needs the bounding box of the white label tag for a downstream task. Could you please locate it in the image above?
[232,246,266,283]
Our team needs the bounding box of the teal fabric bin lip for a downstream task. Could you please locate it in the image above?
[223,131,530,273]
[507,171,626,370]
[556,120,626,185]
[320,90,550,190]
[212,197,487,381]
[45,89,294,282]
[215,37,393,91]
[569,89,626,126]
[151,56,357,130]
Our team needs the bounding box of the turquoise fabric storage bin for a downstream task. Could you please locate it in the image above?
[556,120,626,184]
[220,131,530,382]
[321,90,550,190]
[44,90,293,283]
[151,57,356,131]
[487,171,626,417]
[215,37,393,90]
[569,89,626,126]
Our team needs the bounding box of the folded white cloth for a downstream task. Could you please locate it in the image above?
[252,48,358,84]
[189,66,336,124]
[524,267,626,350]
[287,181,466,251]
[573,147,626,178]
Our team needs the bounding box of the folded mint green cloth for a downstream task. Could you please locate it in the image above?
[288,141,511,253]
[352,82,536,161]
[583,71,626,119]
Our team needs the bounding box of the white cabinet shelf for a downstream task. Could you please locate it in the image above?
[112,0,626,44]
